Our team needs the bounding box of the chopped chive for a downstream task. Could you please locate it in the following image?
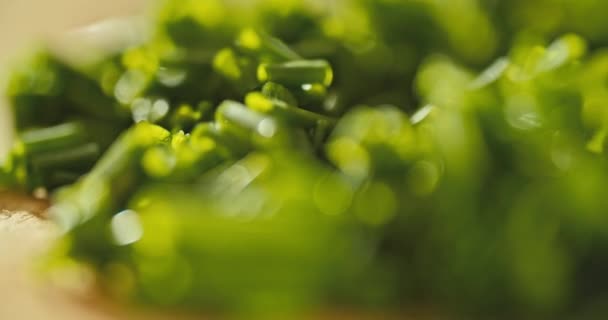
[245,92,336,128]
[30,142,100,171]
[257,59,333,87]
[50,123,170,229]
[215,100,295,147]
[20,121,88,154]
[261,82,298,106]
[236,28,301,62]
[191,122,249,157]
[141,145,176,178]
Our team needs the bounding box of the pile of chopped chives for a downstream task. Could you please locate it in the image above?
[4,0,608,318]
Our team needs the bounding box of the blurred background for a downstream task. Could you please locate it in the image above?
[0,0,146,158]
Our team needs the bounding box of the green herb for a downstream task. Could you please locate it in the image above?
[4,0,608,318]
